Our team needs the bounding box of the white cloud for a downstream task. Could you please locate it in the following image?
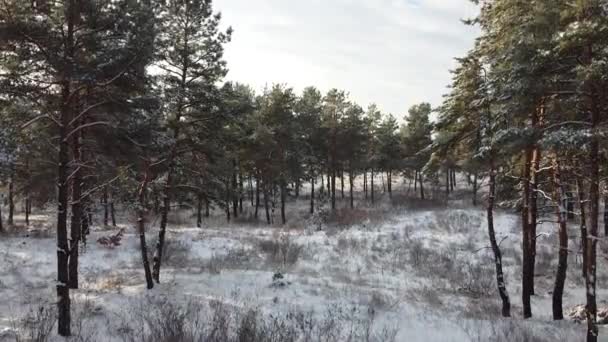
[215,0,479,118]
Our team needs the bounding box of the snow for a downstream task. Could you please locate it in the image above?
[0,193,599,341]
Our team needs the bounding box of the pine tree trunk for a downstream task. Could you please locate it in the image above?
[586,69,600,342]
[387,170,392,198]
[239,169,243,213]
[349,170,354,209]
[472,173,478,206]
[225,179,231,222]
[521,151,533,319]
[249,174,254,206]
[551,157,568,320]
[25,198,30,226]
[363,170,368,199]
[68,128,82,289]
[280,181,286,225]
[197,193,203,228]
[529,144,541,296]
[604,194,608,237]
[0,201,3,233]
[488,161,510,317]
[103,185,109,226]
[232,160,238,219]
[56,60,73,337]
[310,173,315,215]
[371,168,375,204]
[255,177,260,219]
[445,168,450,198]
[152,172,171,283]
[419,170,425,200]
[295,179,300,199]
[264,183,271,225]
[204,195,209,218]
[577,176,588,278]
[137,167,154,290]
[8,175,13,226]
[340,170,344,199]
[414,170,418,192]
[331,168,336,210]
[110,198,116,227]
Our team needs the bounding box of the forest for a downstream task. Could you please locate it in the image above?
[0,0,608,341]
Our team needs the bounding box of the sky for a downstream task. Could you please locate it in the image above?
[214,0,480,119]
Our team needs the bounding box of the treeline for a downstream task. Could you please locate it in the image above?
[0,0,443,337]
[432,1,608,341]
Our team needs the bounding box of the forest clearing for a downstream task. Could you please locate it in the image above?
[1,0,607,341]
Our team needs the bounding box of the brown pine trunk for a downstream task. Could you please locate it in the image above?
[472,173,478,206]
[349,170,354,209]
[310,173,315,214]
[280,180,286,225]
[363,170,368,199]
[196,193,203,228]
[419,170,425,200]
[103,185,109,226]
[551,157,568,320]
[488,161,510,317]
[68,127,82,289]
[586,69,600,342]
[387,170,392,198]
[137,166,154,290]
[110,198,116,227]
[249,174,254,206]
[255,177,260,219]
[414,170,418,192]
[340,170,344,199]
[521,151,533,319]
[331,167,336,210]
[577,176,588,278]
[232,160,238,219]
[529,144,541,296]
[371,168,375,204]
[8,175,13,226]
[264,182,271,224]
[0,201,3,233]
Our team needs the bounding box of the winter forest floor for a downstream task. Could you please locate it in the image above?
[0,181,604,341]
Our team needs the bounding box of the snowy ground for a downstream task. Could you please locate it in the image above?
[0,188,603,341]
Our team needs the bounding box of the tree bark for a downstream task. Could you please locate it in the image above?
[349,170,354,209]
[8,175,13,226]
[232,160,238,219]
[264,182,271,224]
[551,157,568,320]
[371,168,375,204]
[310,174,315,215]
[340,170,344,199]
[254,176,260,219]
[488,161,510,317]
[472,173,478,206]
[578,176,588,278]
[68,126,82,289]
[280,180,286,225]
[196,193,203,228]
[137,166,154,290]
[103,185,109,226]
[521,150,533,319]
[419,170,425,200]
[331,167,336,210]
[363,170,368,199]
[110,197,116,227]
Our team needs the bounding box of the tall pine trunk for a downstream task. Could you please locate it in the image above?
[103,185,109,226]
[371,168,375,204]
[551,157,568,320]
[137,167,154,290]
[340,170,344,199]
[363,170,368,199]
[331,168,336,210]
[349,170,354,209]
[255,177,260,219]
[68,126,82,289]
[521,150,533,319]
[488,161,510,317]
[280,180,286,225]
[196,193,203,228]
[310,173,315,214]
[419,170,425,200]
[472,173,478,206]
[8,175,13,226]
[110,198,116,227]
[577,176,588,278]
